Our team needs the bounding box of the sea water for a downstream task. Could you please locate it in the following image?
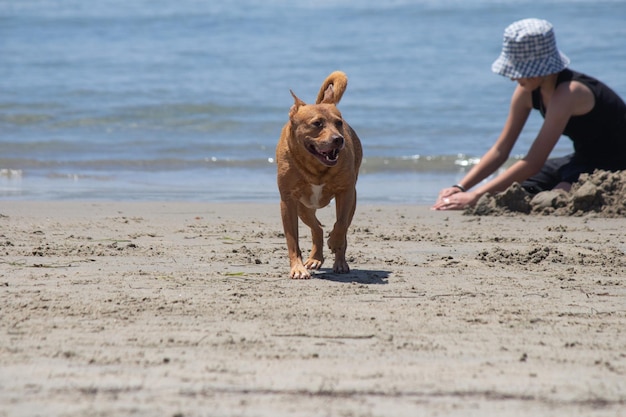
[1,0,625,204]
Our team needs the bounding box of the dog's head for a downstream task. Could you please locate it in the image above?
[288,85,345,167]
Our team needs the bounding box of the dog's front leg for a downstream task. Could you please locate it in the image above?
[280,199,310,279]
[297,204,324,271]
[327,189,357,273]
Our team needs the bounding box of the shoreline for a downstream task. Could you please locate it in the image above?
[1,201,625,416]
[0,168,462,205]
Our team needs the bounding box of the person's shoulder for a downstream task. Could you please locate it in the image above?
[564,69,602,86]
[555,76,591,97]
[556,69,590,90]
[557,68,582,84]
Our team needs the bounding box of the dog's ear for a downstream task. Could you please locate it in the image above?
[289,90,306,118]
[320,84,335,104]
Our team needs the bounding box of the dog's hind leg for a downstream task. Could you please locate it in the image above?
[327,189,357,274]
[297,204,324,271]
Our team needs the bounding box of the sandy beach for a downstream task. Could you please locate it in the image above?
[1,200,625,416]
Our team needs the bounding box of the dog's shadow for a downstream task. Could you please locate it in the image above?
[314,269,390,284]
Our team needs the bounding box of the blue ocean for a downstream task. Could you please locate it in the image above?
[1,0,625,204]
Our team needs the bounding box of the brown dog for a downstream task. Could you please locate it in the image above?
[276,71,363,279]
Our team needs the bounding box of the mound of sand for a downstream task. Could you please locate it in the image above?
[467,169,626,217]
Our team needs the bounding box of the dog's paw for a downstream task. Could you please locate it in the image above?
[290,265,312,280]
[332,259,350,274]
[304,257,323,271]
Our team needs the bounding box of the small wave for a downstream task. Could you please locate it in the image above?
[360,154,480,173]
[0,154,493,176]
[0,99,282,133]
[0,169,23,179]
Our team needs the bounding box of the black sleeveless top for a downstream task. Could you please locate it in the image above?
[531,69,626,169]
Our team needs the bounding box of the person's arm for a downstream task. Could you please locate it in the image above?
[433,85,531,209]
[474,82,582,194]
[435,81,582,210]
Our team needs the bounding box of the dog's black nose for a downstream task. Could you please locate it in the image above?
[332,135,344,147]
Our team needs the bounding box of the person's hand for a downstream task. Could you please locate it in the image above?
[432,189,479,210]
[435,186,460,201]
[433,186,461,210]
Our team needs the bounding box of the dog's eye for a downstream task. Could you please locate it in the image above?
[311,120,323,128]
[335,120,343,129]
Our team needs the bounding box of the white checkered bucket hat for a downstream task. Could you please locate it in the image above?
[492,18,570,79]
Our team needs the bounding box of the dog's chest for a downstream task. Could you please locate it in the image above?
[299,183,327,209]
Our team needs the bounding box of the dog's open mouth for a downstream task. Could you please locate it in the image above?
[306,144,340,166]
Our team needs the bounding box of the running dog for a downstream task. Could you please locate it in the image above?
[276,71,363,279]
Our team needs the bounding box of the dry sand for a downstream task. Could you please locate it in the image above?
[1,198,625,416]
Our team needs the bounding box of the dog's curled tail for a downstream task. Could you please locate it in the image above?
[315,71,348,105]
